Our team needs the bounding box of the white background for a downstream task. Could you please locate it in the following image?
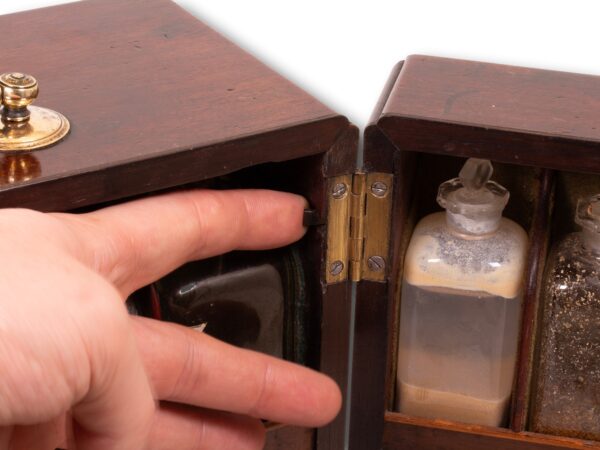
[3,0,600,128]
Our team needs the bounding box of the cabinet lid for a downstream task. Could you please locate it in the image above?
[0,0,348,211]
[376,55,600,173]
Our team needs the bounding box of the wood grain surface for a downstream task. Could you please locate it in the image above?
[383,413,600,450]
[378,55,600,173]
[0,0,348,211]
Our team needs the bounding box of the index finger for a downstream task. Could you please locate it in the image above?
[54,189,308,296]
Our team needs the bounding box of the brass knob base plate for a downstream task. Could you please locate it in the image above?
[0,106,70,152]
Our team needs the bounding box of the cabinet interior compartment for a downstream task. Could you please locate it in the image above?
[124,153,328,372]
[121,153,331,450]
[382,149,562,449]
[382,156,600,449]
[369,54,600,450]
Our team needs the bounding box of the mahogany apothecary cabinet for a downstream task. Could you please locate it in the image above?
[1,1,599,449]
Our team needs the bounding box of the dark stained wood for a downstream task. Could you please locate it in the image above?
[316,282,352,450]
[349,70,412,450]
[0,118,346,212]
[344,94,407,449]
[510,170,554,431]
[358,84,412,450]
[378,55,600,173]
[383,413,600,450]
[324,125,359,177]
[348,281,387,450]
[265,426,314,450]
[362,63,404,173]
[352,113,412,450]
[368,62,405,134]
[382,149,418,414]
[317,118,359,450]
[0,0,348,212]
[383,55,600,142]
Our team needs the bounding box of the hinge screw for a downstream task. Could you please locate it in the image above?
[367,255,386,272]
[332,183,348,199]
[371,181,388,198]
[329,260,344,276]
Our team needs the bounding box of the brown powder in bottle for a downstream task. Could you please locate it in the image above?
[532,233,600,440]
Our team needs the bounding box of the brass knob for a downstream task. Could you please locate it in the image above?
[0,72,69,152]
[0,73,39,123]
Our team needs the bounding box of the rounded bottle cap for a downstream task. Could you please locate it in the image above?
[437,158,509,235]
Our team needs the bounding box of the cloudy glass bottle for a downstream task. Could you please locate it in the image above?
[396,158,528,427]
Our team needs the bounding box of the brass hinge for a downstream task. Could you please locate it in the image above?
[325,172,393,284]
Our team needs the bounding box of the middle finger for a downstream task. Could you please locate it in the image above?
[131,317,341,428]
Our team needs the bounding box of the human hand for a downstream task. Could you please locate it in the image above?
[0,190,341,450]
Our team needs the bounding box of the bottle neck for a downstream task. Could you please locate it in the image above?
[446,210,502,237]
[582,228,600,255]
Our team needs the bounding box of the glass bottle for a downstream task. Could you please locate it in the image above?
[129,246,311,363]
[396,158,528,427]
[531,194,600,440]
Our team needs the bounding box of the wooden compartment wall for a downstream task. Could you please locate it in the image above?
[353,55,600,450]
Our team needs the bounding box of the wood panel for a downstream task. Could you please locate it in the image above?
[0,0,348,212]
[383,414,600,450]
[347,281,388,450]
[510,170,554,430]
[379,55,600,173]
[345,103,408,449]
[316,281,352,450]
[316,115,359,450]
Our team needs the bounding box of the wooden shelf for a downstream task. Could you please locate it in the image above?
[383,412,600,450]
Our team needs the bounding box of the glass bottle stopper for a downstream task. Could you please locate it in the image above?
[437,158,509,235]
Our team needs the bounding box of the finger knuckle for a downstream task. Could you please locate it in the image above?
[187,191,246,254]
[170,329,208,400]
[247,360,275,419]
[80,215,142,287]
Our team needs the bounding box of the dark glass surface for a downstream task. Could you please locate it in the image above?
[131,246,309,363]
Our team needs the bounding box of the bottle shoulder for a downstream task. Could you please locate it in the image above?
[412,212,527,241]
[403,212,528,299]
[551,232,597,262]
[545,232,600,299]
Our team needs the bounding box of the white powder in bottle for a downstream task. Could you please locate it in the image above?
[396,159,528,427]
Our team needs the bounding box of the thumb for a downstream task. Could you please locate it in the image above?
[71,285,155,450]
